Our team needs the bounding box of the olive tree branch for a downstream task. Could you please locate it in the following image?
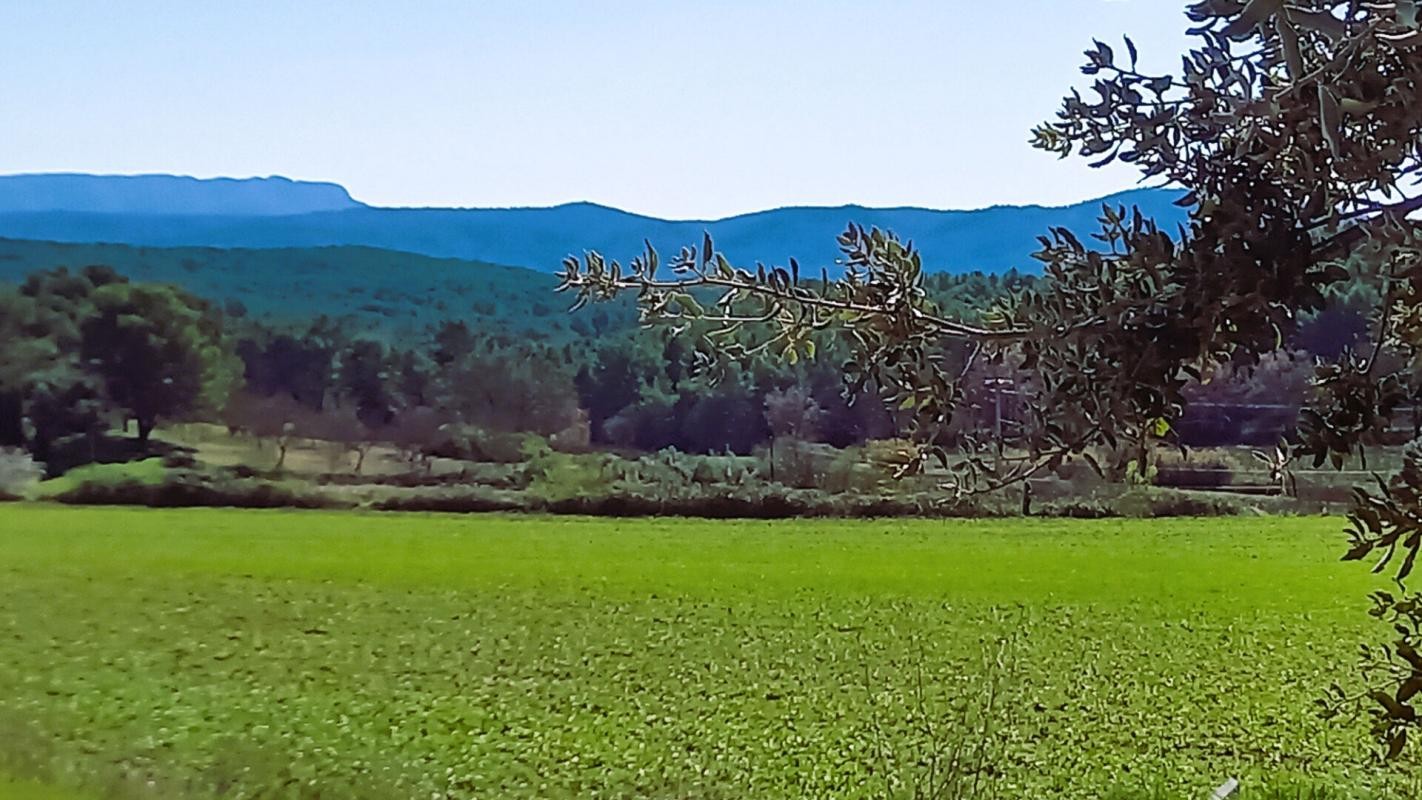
[559,251,1033,343]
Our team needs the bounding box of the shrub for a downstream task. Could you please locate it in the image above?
[766,438,823,489]
[862,438,922,477]
[370,488,528,514]
[431,425,531,464]
[386,406,453,471]
[319,463,526,490]
[636,448,698,486]
[48,469,348,510]
[547,492,667,517]
[1155,466,1234,489]
[615,449,759,491]
[332,480,1020,520]
[525,448,614,502]
[1122,459,1159,487]
[552,485,816,518]
[550,485,1009,520]
[0,448,43,500]
[1041,498,1120,519]
[549,411,591,452]
[1112,487,1249,518]
[1032,485,1273,519]
[764,385,825,441]
[820,447,889,494]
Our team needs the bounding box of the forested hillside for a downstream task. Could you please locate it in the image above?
[0,238,634,343]
[0,237,1042,345]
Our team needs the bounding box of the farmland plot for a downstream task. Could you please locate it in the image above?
[0,506,1413,798]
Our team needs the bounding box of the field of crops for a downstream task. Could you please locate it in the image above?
[0,505,1416,799]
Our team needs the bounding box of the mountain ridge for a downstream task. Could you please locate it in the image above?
[0,174,1190,274]
[386,187,1177,223]
[0,173,363,216]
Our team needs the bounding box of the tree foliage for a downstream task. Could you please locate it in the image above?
[2,270,132,461]
[81,281,239,443]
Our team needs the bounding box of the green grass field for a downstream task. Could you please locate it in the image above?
[0,505,1414,798]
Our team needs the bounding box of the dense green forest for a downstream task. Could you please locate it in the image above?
[0,238,633,343]
[0,236,1387,481]
[0,244,1044,475]
[0,237,1037,344]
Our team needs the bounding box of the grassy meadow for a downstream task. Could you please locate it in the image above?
[0,505,1415,798]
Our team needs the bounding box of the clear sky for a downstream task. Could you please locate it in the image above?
[0,1,1191,219]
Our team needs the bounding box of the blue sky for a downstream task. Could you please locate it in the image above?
[0,1,1190,219]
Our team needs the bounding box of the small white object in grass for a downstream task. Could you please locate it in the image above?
[1211,777,1240,799]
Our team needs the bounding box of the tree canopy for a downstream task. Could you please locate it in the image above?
[81,281,239,443]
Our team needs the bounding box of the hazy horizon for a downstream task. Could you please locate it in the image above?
[1,1,1190,218]
[0,170,1173,220]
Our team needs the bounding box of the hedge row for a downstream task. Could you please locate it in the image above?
[40,468,1288,519]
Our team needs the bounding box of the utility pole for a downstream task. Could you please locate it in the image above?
[994,384,1003,443]
[985,376,1013,475]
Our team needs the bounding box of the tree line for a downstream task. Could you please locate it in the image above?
[0,261,1379,476]
[0,265,1048,470]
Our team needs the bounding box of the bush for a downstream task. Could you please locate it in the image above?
[766,438,824,489]
[48,469,348,510]
[1040,498,1121,519]
[1155,466,1234,489]
[1049,459,1104,483]
[819,447,890,494]
[319,463,527,490]
[1122,488,1250,518]
[525,447,614,502]
[607,449,760,492]
[370,488,528,514]
[1037,486,1264,518]
[354,470,1018,520]
[548,484,1011,520]
[0,448,43,500]
[1122,459,1159,486]
[431,425,533,464]
[633,448,699,486]
[548,484,816,518]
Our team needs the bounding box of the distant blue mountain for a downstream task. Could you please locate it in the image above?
[0,174,362,216]
[0,174,1188,274]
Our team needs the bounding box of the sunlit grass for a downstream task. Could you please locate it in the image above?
[0,505,1413,798]
[0,773,93,800]
[28,459,168,500]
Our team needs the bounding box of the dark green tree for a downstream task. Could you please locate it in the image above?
[1,271,113,462]
[575,338,654,442]
[237,332,337,411]
[431,320,477,368]
[81,282,238,444]
[0,287,45,448]
[337,339,398,429]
